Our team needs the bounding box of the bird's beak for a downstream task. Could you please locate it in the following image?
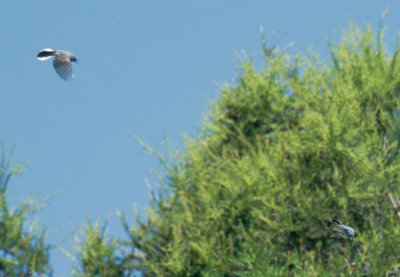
[76,59,79,64]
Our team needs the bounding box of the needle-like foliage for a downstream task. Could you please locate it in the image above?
[72,218,135,277]
[89,23,400,276]
[0,148,52,276]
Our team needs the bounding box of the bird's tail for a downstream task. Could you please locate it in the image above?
[330,217,341,225]
[37,48,56,61]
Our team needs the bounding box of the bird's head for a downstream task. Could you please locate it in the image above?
[71,56,79,63]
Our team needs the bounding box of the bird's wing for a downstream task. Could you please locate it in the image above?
[343,225,354,233]
[53,56,74,81]
[338,225,354,237]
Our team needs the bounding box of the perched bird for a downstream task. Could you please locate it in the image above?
[330,217,355,239]
[37,48,78,81]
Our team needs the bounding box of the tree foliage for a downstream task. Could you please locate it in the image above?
[0,149,52,276]
[117,24,400,276]
[72,218,135,277]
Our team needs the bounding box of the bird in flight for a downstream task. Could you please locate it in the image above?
[330,217,355,239]
[37,48,78,81]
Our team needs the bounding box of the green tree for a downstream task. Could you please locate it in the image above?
[72,218,134,277]
[78,23,400,276]
[0,149,52,276]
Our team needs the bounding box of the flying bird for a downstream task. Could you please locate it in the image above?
[37,48,78,81]
[330,217,355,239]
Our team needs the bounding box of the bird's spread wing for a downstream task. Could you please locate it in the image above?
[53,56,74,81]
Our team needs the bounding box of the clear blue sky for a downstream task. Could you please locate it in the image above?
[1,1,399,275]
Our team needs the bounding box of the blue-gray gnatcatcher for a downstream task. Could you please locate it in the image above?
[330,217,355,239]
[37,48,78,81]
